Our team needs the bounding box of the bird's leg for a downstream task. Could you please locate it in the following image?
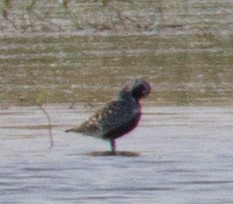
[110,139,116,155]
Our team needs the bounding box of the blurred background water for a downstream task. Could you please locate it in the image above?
[0,0,233,203]
[0,0,232,106]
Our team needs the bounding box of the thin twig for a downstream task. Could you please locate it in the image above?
[38,104,54,148]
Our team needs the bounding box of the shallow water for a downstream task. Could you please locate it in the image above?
[0,1,233,203]
[1,104,233,204]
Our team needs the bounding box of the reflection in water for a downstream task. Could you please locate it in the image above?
[88,151,140,157]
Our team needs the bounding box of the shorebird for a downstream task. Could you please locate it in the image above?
[65,79,151,154]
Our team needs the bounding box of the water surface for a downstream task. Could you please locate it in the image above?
[1,105,233,204]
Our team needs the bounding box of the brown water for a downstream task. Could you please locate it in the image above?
[0,0,233,106]
[0,0,233,203]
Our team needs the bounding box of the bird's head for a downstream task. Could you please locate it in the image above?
[119,79,151,101]
[131,78,151,100]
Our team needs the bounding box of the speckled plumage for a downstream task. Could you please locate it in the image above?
[65,79,151,153]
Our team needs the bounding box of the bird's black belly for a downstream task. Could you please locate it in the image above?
[103,114,140,140]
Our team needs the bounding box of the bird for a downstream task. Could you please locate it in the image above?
[65,78,151,154]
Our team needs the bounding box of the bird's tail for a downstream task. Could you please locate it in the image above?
[65,128,73,133]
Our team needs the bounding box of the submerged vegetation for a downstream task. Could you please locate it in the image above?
[1,0,157,33]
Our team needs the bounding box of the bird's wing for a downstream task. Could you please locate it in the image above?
[65,100,140,138]
[67,113,101,136]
